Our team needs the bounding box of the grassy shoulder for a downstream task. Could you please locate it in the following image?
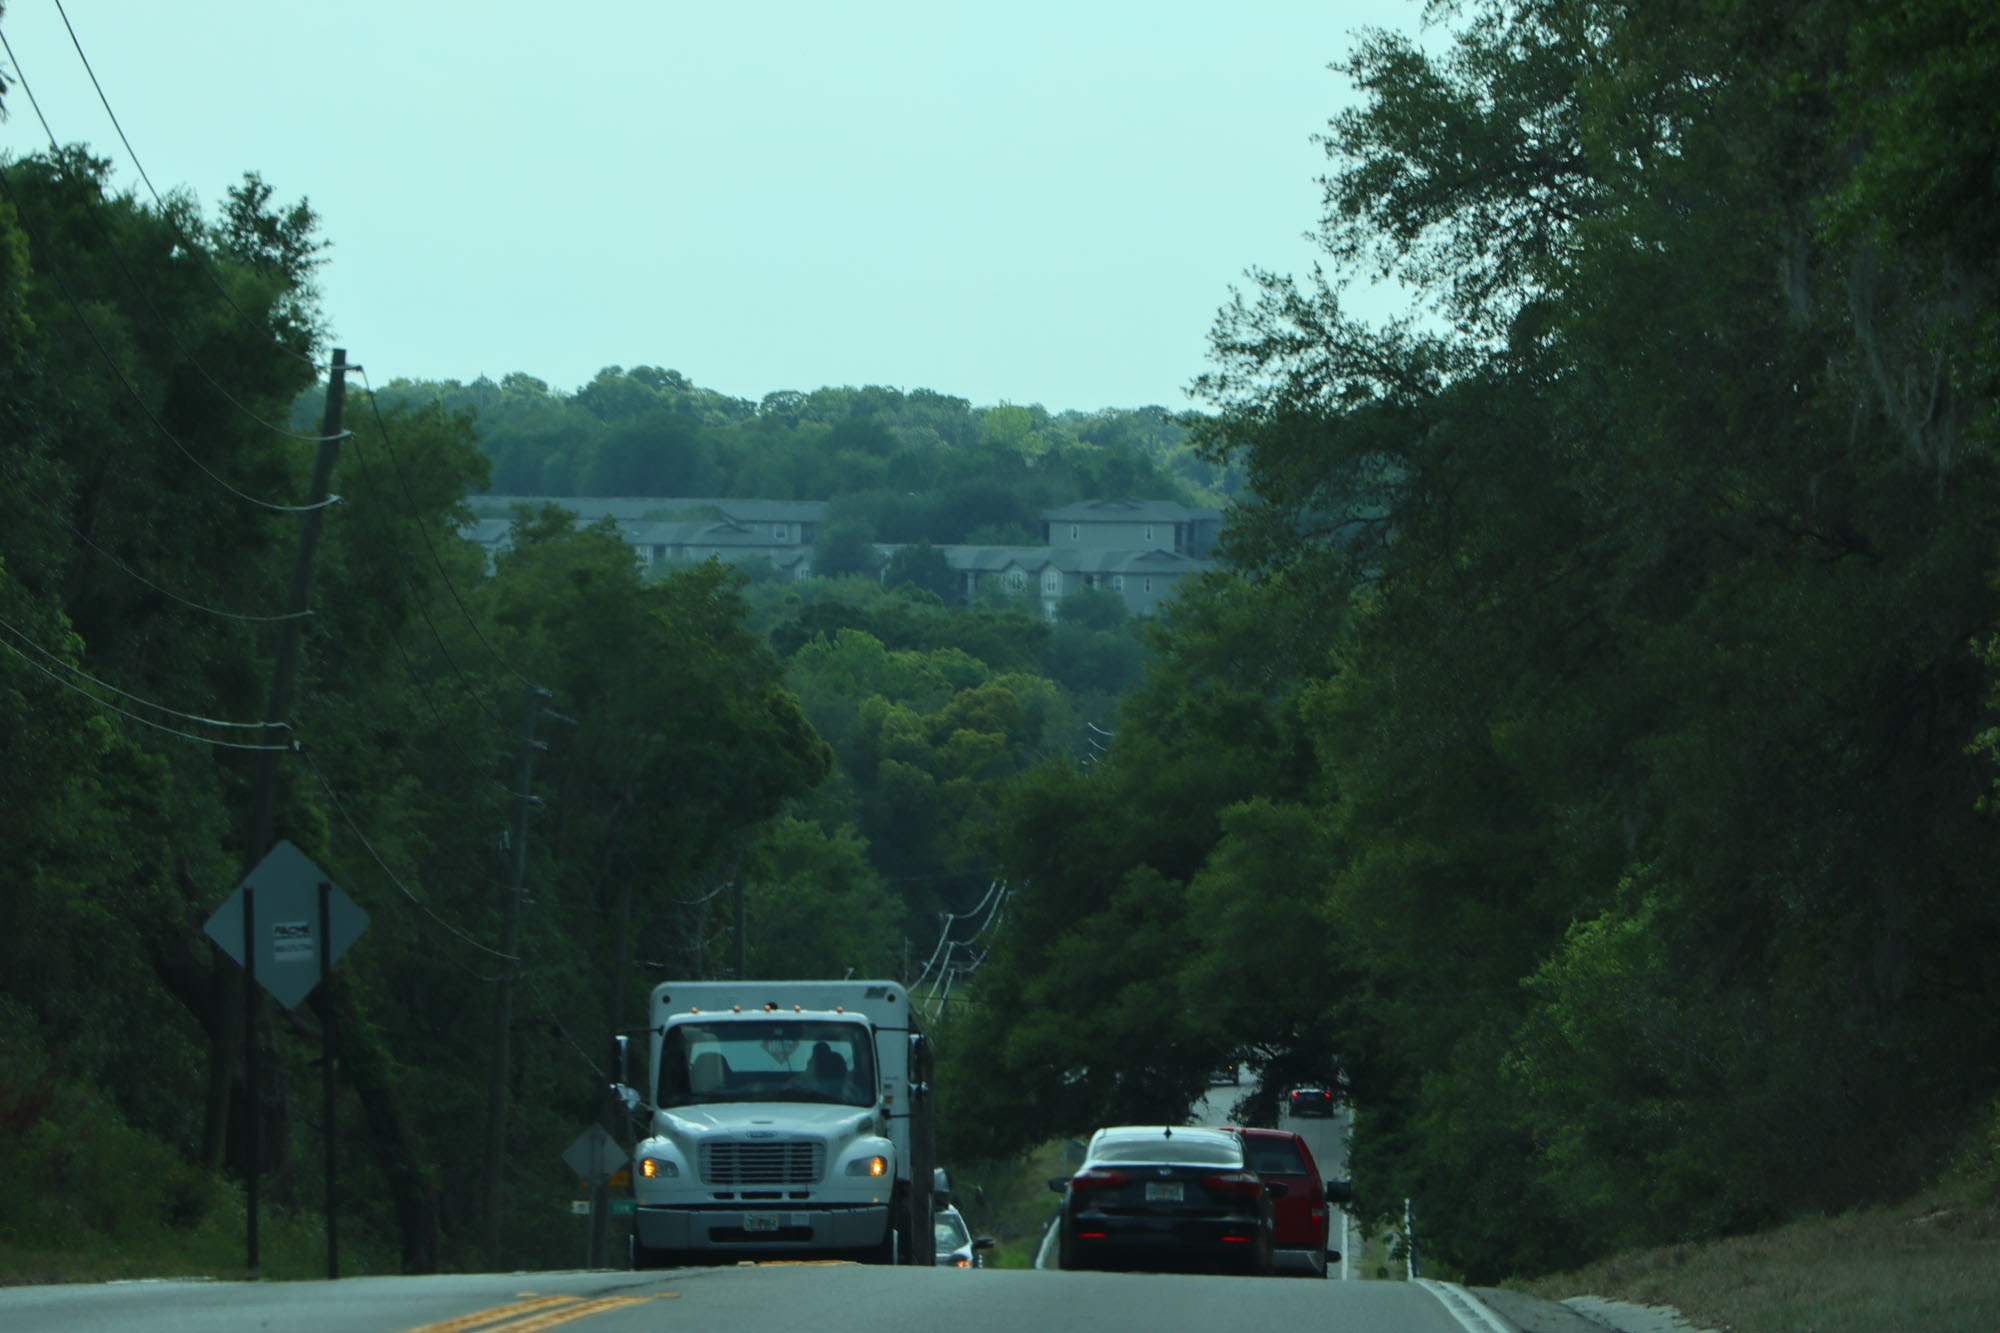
[0,1038,400,1286]
[1511,1189,2000,1333]
[944,1139,1079,1270]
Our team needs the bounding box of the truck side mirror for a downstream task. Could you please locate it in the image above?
[1325,1179,1353,1205]
[908,1033,932,1099]
[973,1237,996,1250]
[1047,1177,1071,1195]
[611,1034,630,1087]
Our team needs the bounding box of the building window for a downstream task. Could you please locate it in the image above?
[1042,570,1060,593]
[1144,577,1154,594]
[1008,570,1026,591]
[1144,524,1154,543]
[1070,524,1079,541]
[774,524,788,540]
[796,561,812,581]
[652,545,666,564]
[1112,575,1125,591]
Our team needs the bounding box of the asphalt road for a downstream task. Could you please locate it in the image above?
[1187,1075,1357,1277]
[0,1263,1500,1333]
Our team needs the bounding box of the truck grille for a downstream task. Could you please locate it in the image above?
[701,1140,825,1186]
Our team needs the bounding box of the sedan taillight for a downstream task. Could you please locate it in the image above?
[1069,1169,1128,1191]
[1203,1170,1263,1196]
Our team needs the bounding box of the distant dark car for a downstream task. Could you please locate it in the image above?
[1050,1125,1275,1275]
[934,1204,995,1268]
[1288,1087,1336,1118]
[1221,1127,1348,1277]
[1208,1064,1241,1087]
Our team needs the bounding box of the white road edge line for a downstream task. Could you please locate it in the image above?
[1416,1279,1517,1333]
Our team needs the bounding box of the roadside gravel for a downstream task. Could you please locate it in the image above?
[1472,1287,1721,1333]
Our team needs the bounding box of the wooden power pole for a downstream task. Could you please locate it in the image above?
[483,682,549,1268]
[200,350,349,1268]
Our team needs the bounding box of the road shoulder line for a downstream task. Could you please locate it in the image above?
[1416,1279,1518,1333]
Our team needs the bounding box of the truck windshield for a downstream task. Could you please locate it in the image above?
[658,1020,876,1108]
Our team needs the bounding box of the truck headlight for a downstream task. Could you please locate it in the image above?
[640,1157,678,1178]
[845,1155,889,1178]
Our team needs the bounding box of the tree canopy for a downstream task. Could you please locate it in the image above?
[944,0,2000,1280]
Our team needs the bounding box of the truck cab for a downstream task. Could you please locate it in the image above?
[620,980,935,1267]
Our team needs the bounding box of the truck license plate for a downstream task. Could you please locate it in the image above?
[744,1212,781,1232]
[1145,1183,1183,1202]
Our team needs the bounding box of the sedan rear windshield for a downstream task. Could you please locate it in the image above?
[1091,1137,1243,1167]
[1241,1138,1308,1176]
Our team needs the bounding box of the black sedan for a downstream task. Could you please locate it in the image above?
[1287,1086,1336,1117]
[1050,1125,1275,1275]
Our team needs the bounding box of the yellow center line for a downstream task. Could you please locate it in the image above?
[488,1295,659,1332]
[402,1294,583,1333]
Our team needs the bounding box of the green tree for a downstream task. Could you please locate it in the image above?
[883,540,956,601]
[811,519,881,579]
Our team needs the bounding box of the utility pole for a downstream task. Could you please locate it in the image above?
[483,683,549,1269]
[201,350,349,1266]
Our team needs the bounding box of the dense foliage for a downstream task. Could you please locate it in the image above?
[367,370,1232,544]
[0,129,1160,1271]
[945,0,2000,1281]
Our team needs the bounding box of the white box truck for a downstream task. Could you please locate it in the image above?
[616,979,937,1267]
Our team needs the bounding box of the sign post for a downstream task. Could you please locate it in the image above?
[562,1126,630,1269]
[242,885,259,1271]
[205,841,368,1279]
[318,880,338,1280]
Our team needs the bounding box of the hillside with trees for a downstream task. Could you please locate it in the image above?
[0,137,1161,1274]
[941,0,2000,1283]
[6,0,1998,1303]
[351,371,1234,549]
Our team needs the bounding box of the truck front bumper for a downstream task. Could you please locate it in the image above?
[636,1203,889,1252]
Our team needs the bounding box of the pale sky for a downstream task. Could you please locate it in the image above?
[0,0,1423,411]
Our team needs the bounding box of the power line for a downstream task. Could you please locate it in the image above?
[0,610,282,731]
[43,0,322,373]
[339,418,509,731]
[23,485,307,623]
[521,971,606,1079]
[912,880,1006,990]
[358,370,536,692]
[382,623,514,797]
[0,161,335,516]
[0,630,292,750]
[300,746,519,963]
[0,28,338,444]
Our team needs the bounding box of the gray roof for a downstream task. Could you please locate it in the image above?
[1042,498,1223,523]
[624,520,799,548]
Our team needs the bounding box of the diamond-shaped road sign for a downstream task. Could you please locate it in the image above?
[204,840,369,1010]
[563,1125,629,1184]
